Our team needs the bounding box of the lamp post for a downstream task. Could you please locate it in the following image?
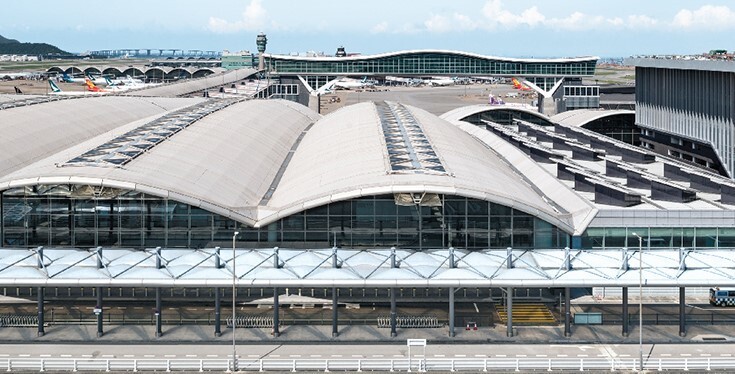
[632,232,643,371]
[232,231,239,372]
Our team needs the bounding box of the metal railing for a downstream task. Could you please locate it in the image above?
[377,315,443,328]
[0,314,39,327]
[3,357,735,372]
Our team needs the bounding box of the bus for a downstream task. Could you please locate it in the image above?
[709,288,735,306]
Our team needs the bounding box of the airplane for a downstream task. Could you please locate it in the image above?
[333,77,375,90]
[61,73,85,84]
[425,77,456,86]
[48,80,106,95]
[385,76,423,86]
[511,78,533,91]
[85,73,108,85]
[488,92,505,105]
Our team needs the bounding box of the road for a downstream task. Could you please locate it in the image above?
[0,343,730,360]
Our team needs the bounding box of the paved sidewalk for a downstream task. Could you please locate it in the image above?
[2,323,734,345]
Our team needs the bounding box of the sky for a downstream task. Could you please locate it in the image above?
[1,0,735,57]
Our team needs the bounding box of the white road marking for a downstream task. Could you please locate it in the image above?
[619,354,631,357]
[516,355,527,357]
[557,354,568,357]
[247,355,259,358]
[310,355,321,358]
[19,354,30,357]
[207,355,219,358]
[40,354,51,357]
[331,355,343,357]
[164,354,176,358]
[660,354,672,357]
[473,303,480,313]
[535,355,547,357]
[186,355,197,358]
[701,354,711,357]
[289,355,301,358]
[271,355,280,358]
[496,355,506,357]
[474,354,487,357]
[721,354,732,357]
[577,354,588,357]
[0,354,7,357]
[101,355,114,358]
[456,354,466,357]
[143,355,155,358]
[373,355,384,358]
[393,355,403,358]
[61,355,72,358]
[82,355,93,358]
[680,354,691,357]
[351,355,363,358]
[434,354,445,357]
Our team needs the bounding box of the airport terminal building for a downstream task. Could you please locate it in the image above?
[1,64,735,339]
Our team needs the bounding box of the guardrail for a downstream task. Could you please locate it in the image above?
[3,357,735,372]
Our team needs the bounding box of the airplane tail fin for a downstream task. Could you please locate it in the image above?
[49,80,62,93]
[512,78,521,89]
[104,77,114,86]
[85,79,99,91]
[61,73,72,83]
[14,86,22,94]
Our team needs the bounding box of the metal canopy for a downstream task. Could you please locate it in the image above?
[0,246,734,288]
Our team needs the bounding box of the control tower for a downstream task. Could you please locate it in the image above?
[256,32,268,71]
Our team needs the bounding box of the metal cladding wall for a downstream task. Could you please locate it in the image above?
[635,66,735,178]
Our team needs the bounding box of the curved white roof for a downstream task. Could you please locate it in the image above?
[129,69,256,97]
[0,96,205,178]
[550,109,634,128]
[440,104,549,123]
[267,50,598,64]
[263,102,574,232]
[0,99,320,225]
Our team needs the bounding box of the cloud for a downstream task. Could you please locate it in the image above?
[672,5,735,30]
[207,0,267,33]
[424,13,476,33]
[371,21,389,34]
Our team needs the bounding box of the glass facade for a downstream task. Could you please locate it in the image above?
[0,185,568,250]
[581,227,735,249]
[267,52,596,77]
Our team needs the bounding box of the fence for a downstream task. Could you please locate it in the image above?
[3,357,735,372]
[377,315,443,328]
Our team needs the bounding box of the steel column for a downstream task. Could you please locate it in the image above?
[273,288,280,337]
[155,288,162,337]
[622,287,629,337]
[214,287,221,337]
[37,287,44,337]
[332,287,338,337]
[679,287,686,337]
[96,287,103,337]
[390,288,397,337]
[449,287,455,337]
[506,287,513,337]
[564,287,571,337]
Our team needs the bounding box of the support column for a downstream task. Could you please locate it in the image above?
[37,287,44,337]
[679,287,686,337]
[96,287,103,337]
[506,287,513,337]
[622,287,629,337]
[155,288,162,337]
[273,288,280,337]
[564,287,571,337]
[332,287,338,337]
[449,287,455,337]
[214,287,221,337]
[390,288,397,337]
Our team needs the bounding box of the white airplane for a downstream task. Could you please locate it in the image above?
[333,77,375,90]
[425,77,456,86]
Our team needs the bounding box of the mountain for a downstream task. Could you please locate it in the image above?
[0,35,70,55]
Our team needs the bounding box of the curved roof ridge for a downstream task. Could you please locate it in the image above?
[266,50,599,64]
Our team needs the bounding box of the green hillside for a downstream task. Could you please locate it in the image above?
[0,35,70,55]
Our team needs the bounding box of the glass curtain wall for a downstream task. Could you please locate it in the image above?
[1,185,568,250]
[581,227,734,249]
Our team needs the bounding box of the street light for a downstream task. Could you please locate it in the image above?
[232,231,239,372]
[632,232,643,371]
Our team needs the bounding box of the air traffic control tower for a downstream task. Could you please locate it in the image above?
[256,32,267,71]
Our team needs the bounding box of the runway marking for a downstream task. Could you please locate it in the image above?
[289,355,301,358]
[310,355,321,358]
[82,355,93,358]
[721,354,732,357]
[456,354,466,357]
[101,355,114,358]
[496,355,506,357]
[207,355,219,358]
[516,355,527,358]
[577,354,588,357]
[144,355,155,358]
[434,354,445,357]
[0,354,7,357]
[186,355,197,358]
[331,355,343,357]
[660,354,671,357]
[680,354,691,357]
[474,354,487,357]
[19,354,29,357]
[124,355,135,358]
[351,355,363,358]
[535,355,547,358]
[557,355,568,357]
[40,354,51,357]
[373,355,384,358]
[164,354,176,358]
[61,355,72,358]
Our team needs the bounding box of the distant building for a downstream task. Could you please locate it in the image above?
[626,58,735,178]
[221,50,255,70]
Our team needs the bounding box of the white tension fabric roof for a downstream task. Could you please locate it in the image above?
[1,246,734,288]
